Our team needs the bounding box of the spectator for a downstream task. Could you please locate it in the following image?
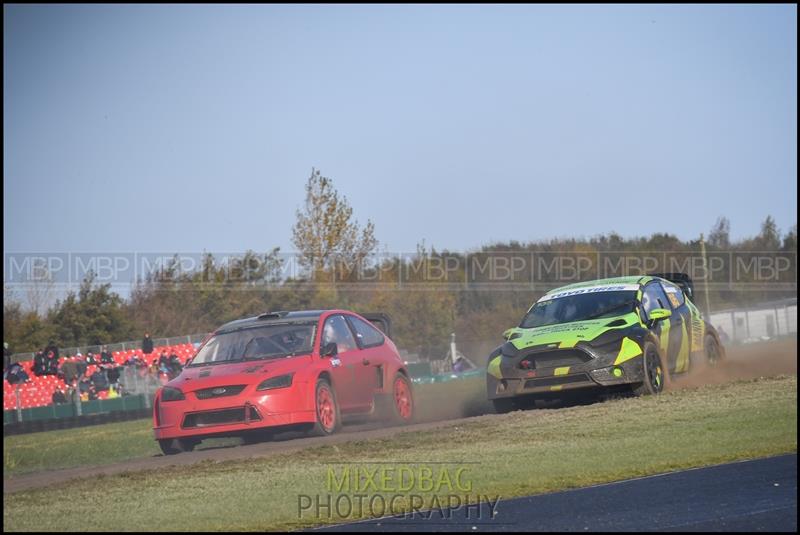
[4,362,29,384]
[90,367,110,391]
[59,356,80,384]
[142,333,154,355]
[105,365,121,388]
[66,380,79,405]
[453,357,466,374]
[87,384,99,401]
[33,351,47,376]
[107,385,119,399]
[79,375,92,395]
[168,352,183,377]
[158,351,170,374]
[85,351,98,366]
[44,350,59,375]
[75,352,87,378]
[44,340,59,360]
[100,346,114,365]
[52,387,68,405]
[3,342,10,370]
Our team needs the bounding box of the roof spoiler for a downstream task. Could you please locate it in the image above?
[359,313,392,338]
[649,273,695,299]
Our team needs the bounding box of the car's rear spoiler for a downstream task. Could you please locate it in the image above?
[649,272,695,299]
[360,313,392,338]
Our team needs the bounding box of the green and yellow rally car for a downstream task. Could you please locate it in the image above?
[487,273,725,413]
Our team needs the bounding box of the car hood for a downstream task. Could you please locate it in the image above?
[507,312,639,350]
[167,355,312,393]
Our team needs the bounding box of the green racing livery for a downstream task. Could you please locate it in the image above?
[486,273,725,413]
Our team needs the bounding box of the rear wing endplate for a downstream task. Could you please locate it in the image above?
[359,313,392,339]
[649,272,695,299]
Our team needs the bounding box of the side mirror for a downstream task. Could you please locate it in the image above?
[502,328,514,341]
[320,342,338,358]
[648,308,672,324]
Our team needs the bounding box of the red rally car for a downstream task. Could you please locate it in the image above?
[153,310,414,455]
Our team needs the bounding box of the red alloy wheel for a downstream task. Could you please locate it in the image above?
[393,376,413,421]
[317,383,336,432]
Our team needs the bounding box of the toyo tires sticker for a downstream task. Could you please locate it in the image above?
[538,284,639,302]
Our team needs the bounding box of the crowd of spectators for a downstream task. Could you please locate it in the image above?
[3,334,186,404]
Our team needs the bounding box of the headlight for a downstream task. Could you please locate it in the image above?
[161,386,185,402]
[257,373,294,391]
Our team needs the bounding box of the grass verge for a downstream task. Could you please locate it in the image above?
[3,379,488,478]
[4,375,796,532]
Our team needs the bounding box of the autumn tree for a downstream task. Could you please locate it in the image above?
[291,168,377,276]
[708,216,731,249]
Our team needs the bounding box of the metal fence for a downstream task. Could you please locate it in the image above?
[708,298,797,343]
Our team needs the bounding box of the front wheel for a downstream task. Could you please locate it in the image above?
[309,379,341,437]
[632,341,669,396]
[158,438,198,455]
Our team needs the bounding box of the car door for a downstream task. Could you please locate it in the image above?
[345,314,387,408]
[641,281,685,373]
[661,281,702,372]
[320,314,362,412]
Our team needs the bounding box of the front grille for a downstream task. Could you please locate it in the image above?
[194,385,246,400]
[182,406,261,428]
[524,373,591,389]
[519,349,592,370]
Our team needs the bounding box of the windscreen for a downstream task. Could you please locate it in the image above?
[189,323,316,366]
[520,290,638,329]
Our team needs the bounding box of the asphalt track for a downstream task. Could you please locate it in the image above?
[319,454,798,532]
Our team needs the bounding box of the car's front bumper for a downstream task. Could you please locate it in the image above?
[486,341,646,400]
[153,382,316,440]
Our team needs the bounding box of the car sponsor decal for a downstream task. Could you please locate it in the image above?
[538,284,640,302]
[554,367,570,376]
[331,357,342,368]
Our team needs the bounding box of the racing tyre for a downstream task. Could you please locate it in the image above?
[704,335,722,367]
[309,378,341,436]
[376,373,415,424]
[158,438,198,455]
[492,397,519,414]
[632,341,669,396]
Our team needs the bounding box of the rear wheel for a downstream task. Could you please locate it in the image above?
[375,373,415,424]
[158,438,198,455]
[704,335,721,367]
[632,341,669,396]
[309,378,341,436]
[492,397,519,414]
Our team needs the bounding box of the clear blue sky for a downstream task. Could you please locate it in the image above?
[4,4,797,255]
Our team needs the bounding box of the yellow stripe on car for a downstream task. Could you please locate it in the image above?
[614,337,643,365]
[554,367,570,376]
[675,322,690,373]
[659,318,671,355]
[488,356,503,379]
